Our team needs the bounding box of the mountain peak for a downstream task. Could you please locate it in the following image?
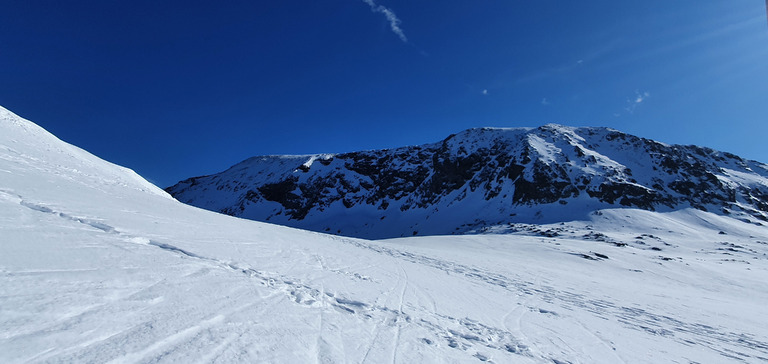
[167,125,768,239]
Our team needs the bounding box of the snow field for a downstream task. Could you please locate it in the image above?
[2,106,767,363]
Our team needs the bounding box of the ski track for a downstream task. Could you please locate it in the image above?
[193,331,239,364]
[391,261,408,364]
[321,233,768,362]
[12,193,768,363]
[11,195,536,361]
[106,315,226,364]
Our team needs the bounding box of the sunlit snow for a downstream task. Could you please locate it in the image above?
[1,106,767,363]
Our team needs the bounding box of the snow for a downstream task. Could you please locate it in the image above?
[2,106,768,363]
[722,168,768,188]
[525,134,560,165]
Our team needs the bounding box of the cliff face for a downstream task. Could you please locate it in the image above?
[167,125,768,238]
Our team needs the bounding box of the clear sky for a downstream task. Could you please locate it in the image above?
[2,1,767,187]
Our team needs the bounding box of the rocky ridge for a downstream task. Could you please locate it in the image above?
[167,125,768,238]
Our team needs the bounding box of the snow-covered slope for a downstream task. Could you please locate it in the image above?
[2,106,768,363]
[167,125,768,239]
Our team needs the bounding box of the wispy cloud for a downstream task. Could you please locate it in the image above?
[362,0,408,42]
[482,89,488,95]
[625,90,650,113]
[541,97,550,106]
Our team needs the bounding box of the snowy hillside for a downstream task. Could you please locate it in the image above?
[167,125,768,239]
[2,106,768,363]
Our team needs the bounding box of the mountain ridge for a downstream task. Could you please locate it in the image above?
[167,124,768,239]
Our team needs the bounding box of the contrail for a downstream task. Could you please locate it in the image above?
[362,0,408,42]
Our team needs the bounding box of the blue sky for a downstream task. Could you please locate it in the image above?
[2,1,767,187]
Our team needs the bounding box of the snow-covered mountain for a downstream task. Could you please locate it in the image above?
[168,125,768,238]
[2,106,768,364]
